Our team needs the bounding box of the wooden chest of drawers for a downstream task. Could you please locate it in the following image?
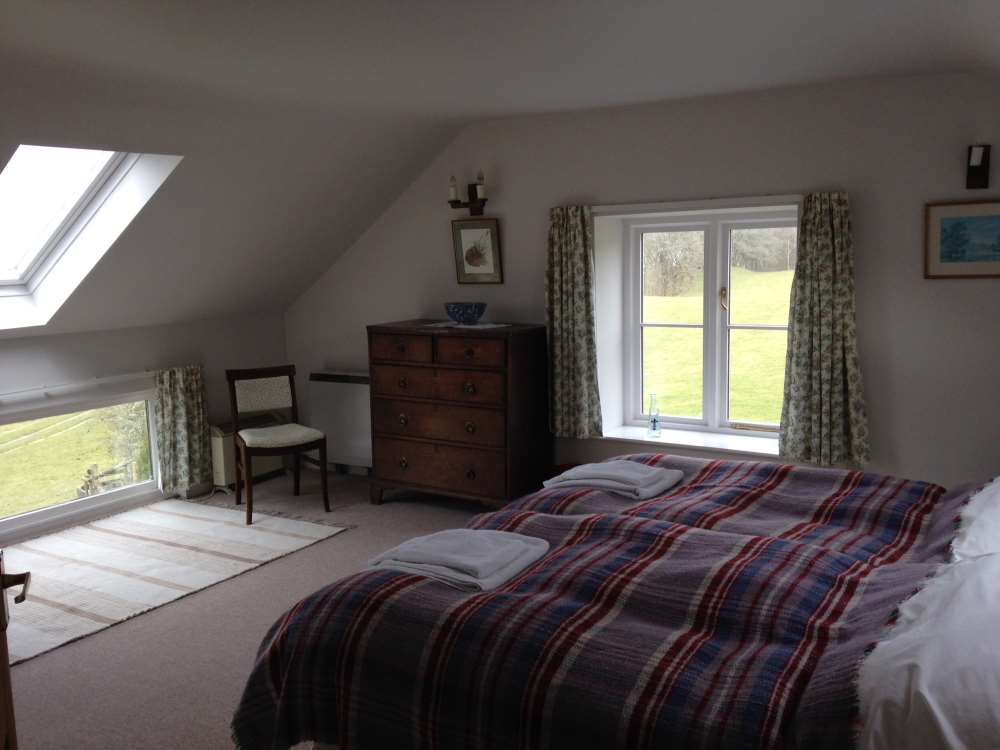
[367,320,551,507]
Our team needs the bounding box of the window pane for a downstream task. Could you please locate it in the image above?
[642,230,704,324]
[0,145,116,281]
[642,326,703,418]
[729,227,797,325]
[728,329,788,425]
[0,401,152,520]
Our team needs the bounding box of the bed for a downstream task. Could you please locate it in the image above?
[231,454,976,750]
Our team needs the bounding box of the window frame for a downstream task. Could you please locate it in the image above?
[623,202,799,437]
[0,376,161,543]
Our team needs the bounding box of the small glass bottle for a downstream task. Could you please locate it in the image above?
[647,393,661,438]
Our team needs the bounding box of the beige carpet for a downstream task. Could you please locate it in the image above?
[9,471,479,749]
[4,499,346,664]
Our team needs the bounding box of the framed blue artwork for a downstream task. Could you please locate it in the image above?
[925,201,1000,278]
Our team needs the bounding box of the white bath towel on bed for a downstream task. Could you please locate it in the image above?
[543,459,684,499]
[368,529,549,592]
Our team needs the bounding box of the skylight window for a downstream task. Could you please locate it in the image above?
[0,145,119,283]
[0,146,182,331]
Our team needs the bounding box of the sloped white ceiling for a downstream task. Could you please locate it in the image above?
[1,0,998,338]
[0,59,459,338]
[4,0,1000,116]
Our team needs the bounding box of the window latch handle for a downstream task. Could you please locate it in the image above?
[719,286,729,312]
[2,571,30,604]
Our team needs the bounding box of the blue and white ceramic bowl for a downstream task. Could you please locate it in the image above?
[444,302,487,325]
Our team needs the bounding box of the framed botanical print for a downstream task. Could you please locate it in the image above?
[925,201,1000,278]
[452,218,503,284]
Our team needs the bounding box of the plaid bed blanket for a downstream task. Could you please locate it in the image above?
[232,455,971,750]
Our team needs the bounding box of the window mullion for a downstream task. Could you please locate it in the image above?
[714,219,731,430]
[626,223,644,422]
[703,221,717,429]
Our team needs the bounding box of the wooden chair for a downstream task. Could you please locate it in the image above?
[225,365,330,525]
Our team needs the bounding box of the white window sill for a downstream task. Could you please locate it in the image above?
[600,424,779,458]
[0,481,164,546]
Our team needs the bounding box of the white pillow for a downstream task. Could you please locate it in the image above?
[858,554,1000,750]
[952,478,1000,561]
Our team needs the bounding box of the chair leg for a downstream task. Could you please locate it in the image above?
[293,453,301,496]
[245,452,254,525]
[234,453,243,506]
[319,440,330,513]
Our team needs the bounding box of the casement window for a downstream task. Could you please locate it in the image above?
[623,203,798,434]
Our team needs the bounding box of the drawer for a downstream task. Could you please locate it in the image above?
[370,365,505,406]
[370,333,432,363]
[373,399,505,448]
[374,438,505,498]
[436,337,506,368]
[371,365,437,400]
[437,369,505,405]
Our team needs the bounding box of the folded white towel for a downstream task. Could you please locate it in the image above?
[543,472,683,500]
[544,459,670,488]
[543,460,684,500]
[368,529,549,592]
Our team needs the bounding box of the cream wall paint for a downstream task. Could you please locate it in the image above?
[0,313,287,425]
[285,73,1000,487]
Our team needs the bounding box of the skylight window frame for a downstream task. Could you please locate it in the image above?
[0,149,130,293]
[0,150,182,331]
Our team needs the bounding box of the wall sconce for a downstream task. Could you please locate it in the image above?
[448,170,488,216]
[967,144,991,189]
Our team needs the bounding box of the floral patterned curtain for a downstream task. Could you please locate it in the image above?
[154,365,211,494]
[546,205,603,438]
[780,192,871,466]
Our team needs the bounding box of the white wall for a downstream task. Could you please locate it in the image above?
[285,73,1000,487]
[0,313,287,424]
[593,216,624,430]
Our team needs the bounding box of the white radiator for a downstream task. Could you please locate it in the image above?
[308,371,372,471]
[210,425,283,487]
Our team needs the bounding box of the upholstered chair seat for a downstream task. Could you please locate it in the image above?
[238,423,324,449]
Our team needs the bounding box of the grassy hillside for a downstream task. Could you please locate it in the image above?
[643,268,792,425]
[0,403,151,520]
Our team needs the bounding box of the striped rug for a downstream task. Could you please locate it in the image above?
[3,500,346,664]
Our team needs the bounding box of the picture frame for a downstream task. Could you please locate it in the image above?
[925,201,1000,279]
[452,218,503,284]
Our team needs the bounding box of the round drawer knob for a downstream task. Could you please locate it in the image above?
[399,457,409,470]
[463,347,475,359]
[464,421,476,434]
[398,377,408,389]
[463,381,476,395]
[398,413,408,426]
[466,468,477,481]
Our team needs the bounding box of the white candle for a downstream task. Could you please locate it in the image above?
[476,171,487,200]
[448,176,458,202]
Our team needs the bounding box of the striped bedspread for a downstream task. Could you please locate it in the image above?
[232,455,972,750]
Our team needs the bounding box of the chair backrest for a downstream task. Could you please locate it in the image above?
[225,365,299,432]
